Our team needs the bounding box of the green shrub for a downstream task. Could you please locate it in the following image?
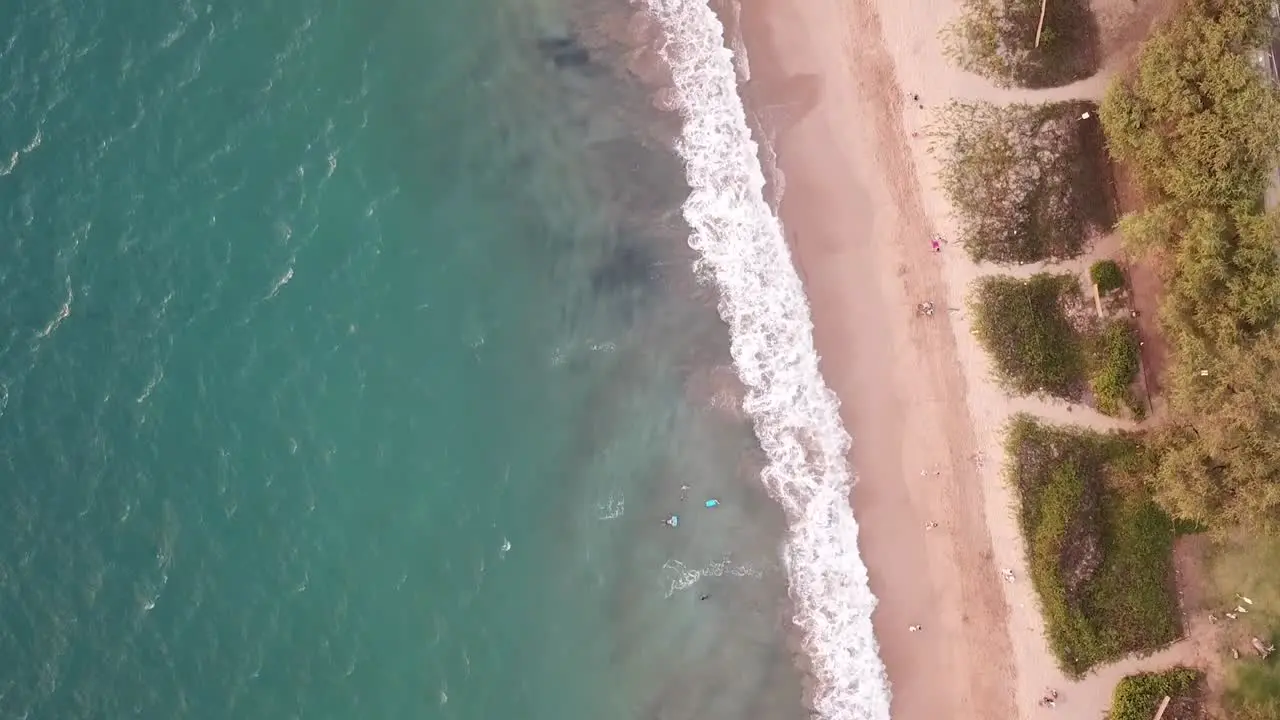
[1007,417,1179,676]
[942,0,1100,88]
[1090,259,1124,293]
[932,101,1113,264]
[1111,668,1201,720]
[1089,320,1142,418]
[971,273,1085,398]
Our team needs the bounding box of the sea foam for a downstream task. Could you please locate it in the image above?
[639,1,892,718]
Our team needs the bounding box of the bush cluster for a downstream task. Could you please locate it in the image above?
[1089,259,1125,293]
[1110,668,1201,720]
[1100,0,1280,210]
[1089,319,1143,419]
[1006,417,1179,675]
[943,0,1100,88]
[932,101,1113,264]
[970,273,1085,397]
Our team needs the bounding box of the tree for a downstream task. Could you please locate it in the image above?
[1116,202,1180,254]
[1100,0,1280,534]
[1161,210,1280,342]
[1154,329,1280,533]
[1099,0,1280,208]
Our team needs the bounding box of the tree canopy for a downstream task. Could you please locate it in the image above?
[1100,0,1280,209]
[1100,0,1280,534]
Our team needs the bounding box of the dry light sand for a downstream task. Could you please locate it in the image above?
[730,0,1219,717]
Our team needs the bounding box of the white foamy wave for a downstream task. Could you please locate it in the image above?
[597,492,626,520]
[750,110,786,211]
[661,556,762,598]
[640,2,892,719]
[724,0,750,82]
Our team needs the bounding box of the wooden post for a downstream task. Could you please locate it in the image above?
[1034,0,1049,47]
[1152,695,1172,720]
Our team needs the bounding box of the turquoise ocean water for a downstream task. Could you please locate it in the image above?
[0,0,812,718]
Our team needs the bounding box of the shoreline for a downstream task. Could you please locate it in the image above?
[733,0,1018,716]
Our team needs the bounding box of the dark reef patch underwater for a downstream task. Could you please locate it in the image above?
[0,0,809,718]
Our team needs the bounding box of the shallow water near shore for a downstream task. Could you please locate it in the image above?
[0,0,812,718]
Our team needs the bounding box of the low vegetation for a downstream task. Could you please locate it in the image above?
[971,273,1085,397]
[1110,668,1203,720]
[1089,319,1143,419]
[1099,0,1280,535]
[932,101,1113,264]
[1006,416,1179,676]
[942,0,1100,88]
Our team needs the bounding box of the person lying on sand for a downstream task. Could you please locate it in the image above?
[1037,689,1058,708]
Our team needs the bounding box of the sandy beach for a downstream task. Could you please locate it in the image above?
[732,0,1205,717]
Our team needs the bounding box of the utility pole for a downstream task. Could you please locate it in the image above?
[1034,0,1049,47]
[1152,695,1171,720]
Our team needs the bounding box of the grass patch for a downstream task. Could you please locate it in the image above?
[931,101,1114,264]
[1090,259,1125,293]
[1111,668,1202,720]
[1230,662,1280,720]
[1212,535,1280,629]
[1212,536,1280,719]
[1088,319,1144,419]
[971,273,1085,398]
[943,0,1100,88]
[1006,416,1180,676]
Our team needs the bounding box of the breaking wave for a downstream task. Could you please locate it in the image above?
[639,1,892,718]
